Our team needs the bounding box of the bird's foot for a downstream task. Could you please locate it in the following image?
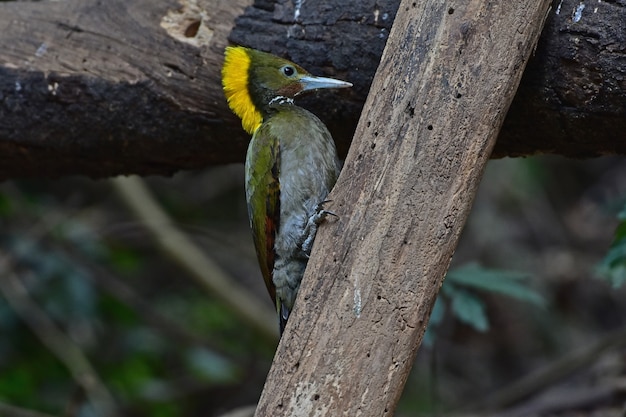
[300,201,337,256]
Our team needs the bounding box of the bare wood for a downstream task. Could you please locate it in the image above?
[254,0,552,415]
[0,0,251,180]
[0,0,624,181]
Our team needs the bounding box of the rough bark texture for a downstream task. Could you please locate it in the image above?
[231,0,626,159]
[254,0,552,415]
[0,0,251,180]
[500,0,626,157]
[0,0,624,180]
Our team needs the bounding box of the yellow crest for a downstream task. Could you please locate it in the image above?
[222,46,263,135]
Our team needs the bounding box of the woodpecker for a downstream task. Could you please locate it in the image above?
[222,46,351,333]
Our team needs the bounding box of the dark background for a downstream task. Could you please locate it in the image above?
[1,154,625,416]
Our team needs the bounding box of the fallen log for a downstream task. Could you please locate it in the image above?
[0,0,623,180]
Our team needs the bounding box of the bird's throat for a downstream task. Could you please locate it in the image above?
[222,47,263,134]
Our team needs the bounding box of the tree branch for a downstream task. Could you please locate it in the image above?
[254,0,552,414]
[0,0,250,180]
[0,0,624,180]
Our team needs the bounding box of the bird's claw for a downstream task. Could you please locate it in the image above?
[314,200,338,218]
[300,200,338,256]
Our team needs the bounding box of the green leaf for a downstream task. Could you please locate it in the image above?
[597,242,626,288]
[613,222,626,242]
[450,290,489,332]
[447,264,545,307]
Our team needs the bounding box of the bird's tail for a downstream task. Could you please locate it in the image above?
[279,302,290,335]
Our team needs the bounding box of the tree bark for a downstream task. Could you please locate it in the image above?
[230,0,626,159]
[0,0,251,180]
[254,0,552,415]
[0,0,624,180]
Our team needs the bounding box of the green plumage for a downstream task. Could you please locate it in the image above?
[223,46,351,333]
[246,104,341,332]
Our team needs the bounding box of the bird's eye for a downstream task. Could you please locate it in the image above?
[281,65,296,77]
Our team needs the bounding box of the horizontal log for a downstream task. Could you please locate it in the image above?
[230,0,626,158]
[0,0,624,180]
[0,0,248,180]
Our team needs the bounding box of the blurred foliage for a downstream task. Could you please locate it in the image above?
[0,156,625,416]
[0,168,274,416]
[596,204,626,288]
[425,264,545,344]
[398,156,626,415]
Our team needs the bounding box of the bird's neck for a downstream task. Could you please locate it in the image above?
[259,95,296,120]
[268,95,294,107]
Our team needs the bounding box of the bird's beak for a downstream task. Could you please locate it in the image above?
[299,75,352,92]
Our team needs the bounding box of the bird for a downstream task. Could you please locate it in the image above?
[222,46,352,334]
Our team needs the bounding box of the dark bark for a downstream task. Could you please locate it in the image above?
[0,0,623,180]
[231,0,626,159]
[0,0,250,180]
[500,0,626,157]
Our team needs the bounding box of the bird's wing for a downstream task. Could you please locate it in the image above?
[245,124,280,305]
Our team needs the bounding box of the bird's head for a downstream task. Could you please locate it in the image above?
[222,46,352,134]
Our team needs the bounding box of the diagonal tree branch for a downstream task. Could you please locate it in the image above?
[254,0,553,415]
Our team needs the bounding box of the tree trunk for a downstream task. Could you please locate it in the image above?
[0,0,624,180]
[254,0,552,415]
